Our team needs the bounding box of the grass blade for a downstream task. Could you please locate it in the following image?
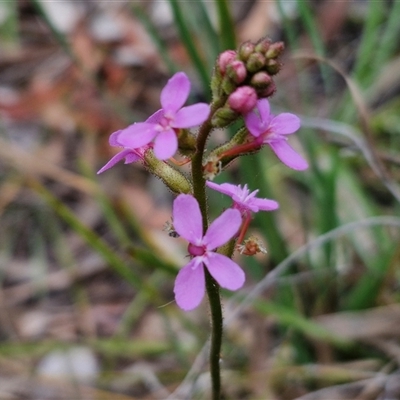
[168,0,210,94]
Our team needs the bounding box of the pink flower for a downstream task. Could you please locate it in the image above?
[173,194,245,311]
[117,72,210,160]
[244,99,308,170]
[97,129,149,174]
[206,181,279,217]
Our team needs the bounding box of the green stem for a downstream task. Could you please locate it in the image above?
[191,100,224,227]
[191,99,225,399]
[205,269,223,400]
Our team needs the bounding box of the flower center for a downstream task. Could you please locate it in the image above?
[188,243,206,257]
[159,112,174,129]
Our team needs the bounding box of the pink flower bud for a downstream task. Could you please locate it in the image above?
[218,50,237,75]
[226,60,247,84]
[228,86,258,114]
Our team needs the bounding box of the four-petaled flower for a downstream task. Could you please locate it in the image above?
[173,194,245,311]
[97,129,150,174]
[244,99,308,170]
[206,181,279,217]
[116,72,210,160]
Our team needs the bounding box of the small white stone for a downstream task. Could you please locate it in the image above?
[36,347,99,384]
[37,0,84,34]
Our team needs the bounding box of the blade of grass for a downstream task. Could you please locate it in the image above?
[131,5,178,75]
[167,0,210,94]
[185,0,221,69]
[296,0,331,93]
[29,180,156,294]
[342,241,398,311]
[253,299,352,348]
[352,0,386,84]
[369,0,400,83]
[276,0,298,49]
[215,0,236,50]
[240,153,289,264]
[227,216,400,323]
[30,0,78,65]
[0,339,170,359]
[0,1,19,45]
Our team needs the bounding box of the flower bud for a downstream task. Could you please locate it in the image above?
[211,105,239,128]
[217,50,237,75]
[221,75,237,95]
[228,86,257,114]
[238,41,255,61]
[256,81,277,98]
[265,42,285,59]
[265,59,281,75]
[255,37,272,54]
[250,71,272,89]
[246,52,266,73]
[144,150,192,194]
[226,60,247,84]
[177,129,196,157]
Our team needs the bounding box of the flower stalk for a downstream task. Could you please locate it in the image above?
[190,99,228,399]
[97,38,308,400]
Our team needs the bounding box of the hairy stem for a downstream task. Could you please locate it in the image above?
[191,99,225,399]
[205,269,223,400]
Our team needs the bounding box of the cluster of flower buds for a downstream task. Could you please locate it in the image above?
[211,37,285,127]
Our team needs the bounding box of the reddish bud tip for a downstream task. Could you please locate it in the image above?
[218,50,237,75]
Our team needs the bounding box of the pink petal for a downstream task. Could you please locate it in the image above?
[174,259,205,310]
[204,252,245,290]
[173,103,210,128]
[244,110,263,137]
[160,72,190,113]
[118,123,158,148]
[269,140,308,170]
[97,149,137,174]
[146,109,164,124]
[109,130,122,146]
[153,129,178,160]
[270,113,300,135]
[203,208,241,250]
[249,198,279,211]
[173,194,203,244]
[206,181,238,198]
[256,99,271,122]
[124,153,141,164]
